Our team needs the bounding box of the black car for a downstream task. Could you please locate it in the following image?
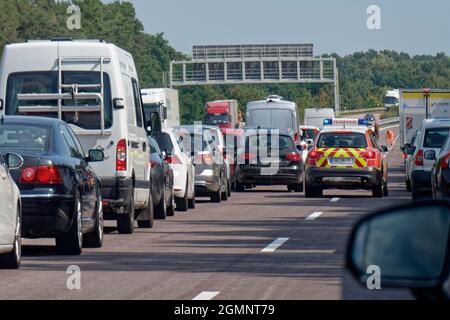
[148,136,175,221]
[0,116,105,255]
[431,136,450,200]
[236,129,304,192]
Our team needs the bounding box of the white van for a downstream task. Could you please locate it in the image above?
[246,96,301,144]
[304,108,335,129]
[0,39,155,234]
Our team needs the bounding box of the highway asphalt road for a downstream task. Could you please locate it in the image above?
[0,126,414,300]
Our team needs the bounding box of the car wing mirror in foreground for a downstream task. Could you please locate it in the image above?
[87,149,105,162]
[5,153,23,169]
[346,201,450,300]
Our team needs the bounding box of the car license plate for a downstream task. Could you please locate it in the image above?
[328,157,354,166]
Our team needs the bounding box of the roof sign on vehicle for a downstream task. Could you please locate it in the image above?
[323,118,369,127]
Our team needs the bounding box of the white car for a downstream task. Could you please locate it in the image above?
[405,119,450,199]
[152,128,195,211]
[0,152,22,269]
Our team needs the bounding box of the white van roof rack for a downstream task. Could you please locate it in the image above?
[16,56,111,136]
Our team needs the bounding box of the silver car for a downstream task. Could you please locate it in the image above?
[175,126,228,203]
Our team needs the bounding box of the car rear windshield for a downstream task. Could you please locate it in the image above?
[6,71,113,130]
[317,132,368,148]
[0,124,50,152]
[153,133,174,154]
[244,134,295,151]
[423,128,450,148]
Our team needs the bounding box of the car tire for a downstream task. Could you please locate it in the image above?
[372,182,383,198]
[56,193,83,255]
[167,188,176,217]
[305,181,315,198]
[154,188,167,220]
[188,189,196,209]
[83,193,104,248]
[227,180,232,198]
[137,192,154,228]
[383,181,389,197]
[0,206,21,269]
[406,178,412,192]
[211,180,222,203]
[176,180,189,212]
[117,192,135,234]
[221,179,228,201]
[235,181,245,193]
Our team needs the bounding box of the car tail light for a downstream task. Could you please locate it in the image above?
[360,149,377,159]
[165,155,182,164]
[116,139,127,172]
[20,166,62,184]
[308,150,324,166]
[403,153,408,159]
[302,144,307,150]
[285,152,301,162]
[414,149,424,166]
[438,152,450,169]
[294,133,299,144]
[238,153,256,161]
[150,160,157,169]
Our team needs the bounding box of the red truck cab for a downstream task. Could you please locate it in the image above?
[204,100,239,129]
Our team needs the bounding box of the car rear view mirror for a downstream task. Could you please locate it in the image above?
[424,150,436,161]
[347,201,450,291]
[87,149,105,162]
[5,153,23,169]
[381,145,389,153]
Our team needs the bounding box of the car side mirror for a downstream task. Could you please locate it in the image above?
[424,150,436,161]
[0,98,4,110]
[296,145,303,152]
[87,149,105,162]
[5,153,23,169]
[381,145,389,153]
[306,139,313,146]
[347,201,450,294]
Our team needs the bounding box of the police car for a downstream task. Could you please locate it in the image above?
[304,118,389,198]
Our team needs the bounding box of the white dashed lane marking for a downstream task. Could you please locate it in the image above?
[306,212,323,221]
[261,238,290,253]
[192,291,220,300]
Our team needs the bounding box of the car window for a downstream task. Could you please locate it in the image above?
[66,125,86,157]
[60,124,84,159]
[0,123,50,152]
[153,133,174,154]
[131,78,144,128]
[317,133,368,148]
[244,134,295,151]
[369,133,381,149]
[6,71,113,130]
[423,128,450,148]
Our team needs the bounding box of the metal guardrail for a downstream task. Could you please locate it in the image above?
[379,117,399,127]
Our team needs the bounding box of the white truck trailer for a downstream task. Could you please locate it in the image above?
[141,88,180,128]
[400,89,450,147]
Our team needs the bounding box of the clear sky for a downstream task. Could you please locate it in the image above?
[115,0,450,56]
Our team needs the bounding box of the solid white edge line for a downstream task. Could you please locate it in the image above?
[192,291,220,300]
[306,212,323,221]
[261,237,290,253]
